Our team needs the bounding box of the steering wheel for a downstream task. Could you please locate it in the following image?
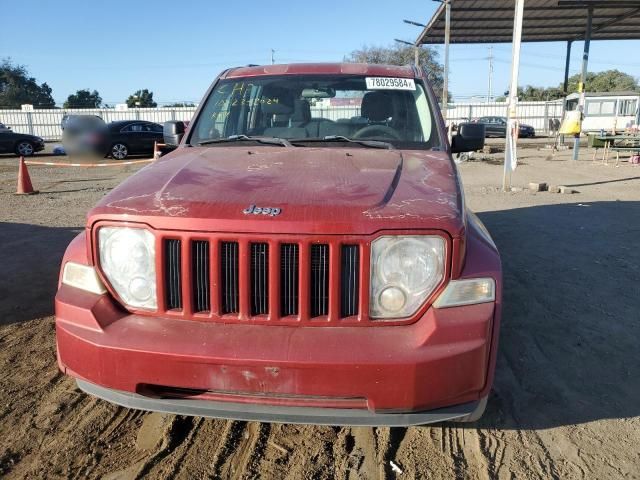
[352,124,402,140]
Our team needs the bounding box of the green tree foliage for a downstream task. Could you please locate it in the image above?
[63,89,102,108]
[344,44,450,102]
[567,70,638,93]
[126,89,157,108]
[0,58,56,108]
[512,70,639,101]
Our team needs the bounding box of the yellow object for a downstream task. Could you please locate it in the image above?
[559,110,582,135]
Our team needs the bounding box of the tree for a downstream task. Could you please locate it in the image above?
[0,58,56,108]
[566,70,638,93]
[513,70,639,101]
[126,89,157,108]
[64,89,102,108]
[344,44,450,102]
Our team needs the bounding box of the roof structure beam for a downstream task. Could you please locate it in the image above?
[449,6,632,12]
[449,15,625,22]
[426,28,640,36]
[582,6,640,36]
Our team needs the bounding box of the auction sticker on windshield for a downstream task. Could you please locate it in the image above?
[366,77,416,90]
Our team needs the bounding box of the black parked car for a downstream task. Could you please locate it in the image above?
[105,120,164,159]
[475,116,535,138]
[0,129,45,156]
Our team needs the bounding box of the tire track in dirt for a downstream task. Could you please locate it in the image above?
[208,420,248,479]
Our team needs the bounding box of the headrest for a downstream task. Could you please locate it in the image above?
[361,92,393,122]
[262,101,293,115]
[261,89,294,115]
[291,99,311,124]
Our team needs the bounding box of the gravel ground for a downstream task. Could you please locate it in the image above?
[0,142,638,479]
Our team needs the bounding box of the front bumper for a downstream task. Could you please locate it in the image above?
[56,283,498,425]
[77,379,487,426]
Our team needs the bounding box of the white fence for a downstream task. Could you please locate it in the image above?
[0,101,564,141]
[0,108,198,141]
[445,101,564,133]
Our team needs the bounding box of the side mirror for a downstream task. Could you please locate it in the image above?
[451,122,485,153]
[163,121,185,146]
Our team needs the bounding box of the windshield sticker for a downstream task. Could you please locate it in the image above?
[366,77,415,90]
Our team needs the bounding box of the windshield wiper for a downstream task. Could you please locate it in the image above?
[197,135,292,147]
[290,135,394,150]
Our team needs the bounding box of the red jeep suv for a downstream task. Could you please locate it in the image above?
[55,63,500,426]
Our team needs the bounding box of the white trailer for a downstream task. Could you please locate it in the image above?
[565,91,640,133]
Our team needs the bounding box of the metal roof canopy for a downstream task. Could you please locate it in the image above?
[412,1,640,191]
[416,0,640,44]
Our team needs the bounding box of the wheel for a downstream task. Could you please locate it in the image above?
[15,141,35,157]
[110,143,128,160]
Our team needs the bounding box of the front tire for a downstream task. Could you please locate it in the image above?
[110,143,128,160]
[15,141,35,157]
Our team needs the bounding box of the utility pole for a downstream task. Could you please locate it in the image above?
[488,46,494,102]
[271,49,275,65]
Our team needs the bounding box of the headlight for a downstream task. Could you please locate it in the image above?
[370,236,445,318]
[98,227,157,309]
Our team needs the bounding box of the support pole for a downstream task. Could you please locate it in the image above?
[563,40,573,93]
[573,7,593,161]
[442,0,450,120]
[414,45,419,67]
[488,46,494,102]
[502,0,525,192]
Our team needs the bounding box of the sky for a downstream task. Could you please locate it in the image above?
[1,0,639,105]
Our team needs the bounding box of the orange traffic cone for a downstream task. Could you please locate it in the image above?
[15,156,38,195]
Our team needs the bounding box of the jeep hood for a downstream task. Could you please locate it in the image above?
[89,146,464,236]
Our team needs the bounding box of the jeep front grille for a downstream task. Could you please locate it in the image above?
[158,236,367,325]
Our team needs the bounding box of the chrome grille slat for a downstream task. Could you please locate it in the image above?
[341,245,360,317]
[310,244,329,317]
[250,243,269,315]
[164,239,182,310]
[221,241,239,314]
[192,240,210,313]
[280,243,299,316]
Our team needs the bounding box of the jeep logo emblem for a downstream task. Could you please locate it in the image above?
[243,205,282,217]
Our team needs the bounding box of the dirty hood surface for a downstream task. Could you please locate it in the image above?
[90,146,464,236]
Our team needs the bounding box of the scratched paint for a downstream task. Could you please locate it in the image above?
[90,146,463,236]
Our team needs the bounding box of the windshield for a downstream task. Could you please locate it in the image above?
[189,74,440,149]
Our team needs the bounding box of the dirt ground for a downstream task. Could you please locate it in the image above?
[0,141,638,479]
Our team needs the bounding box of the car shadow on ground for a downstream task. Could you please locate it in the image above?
[0,222,80,326]
[471,200,640,430]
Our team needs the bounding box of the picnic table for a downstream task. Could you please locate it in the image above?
[592,134,640,165]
